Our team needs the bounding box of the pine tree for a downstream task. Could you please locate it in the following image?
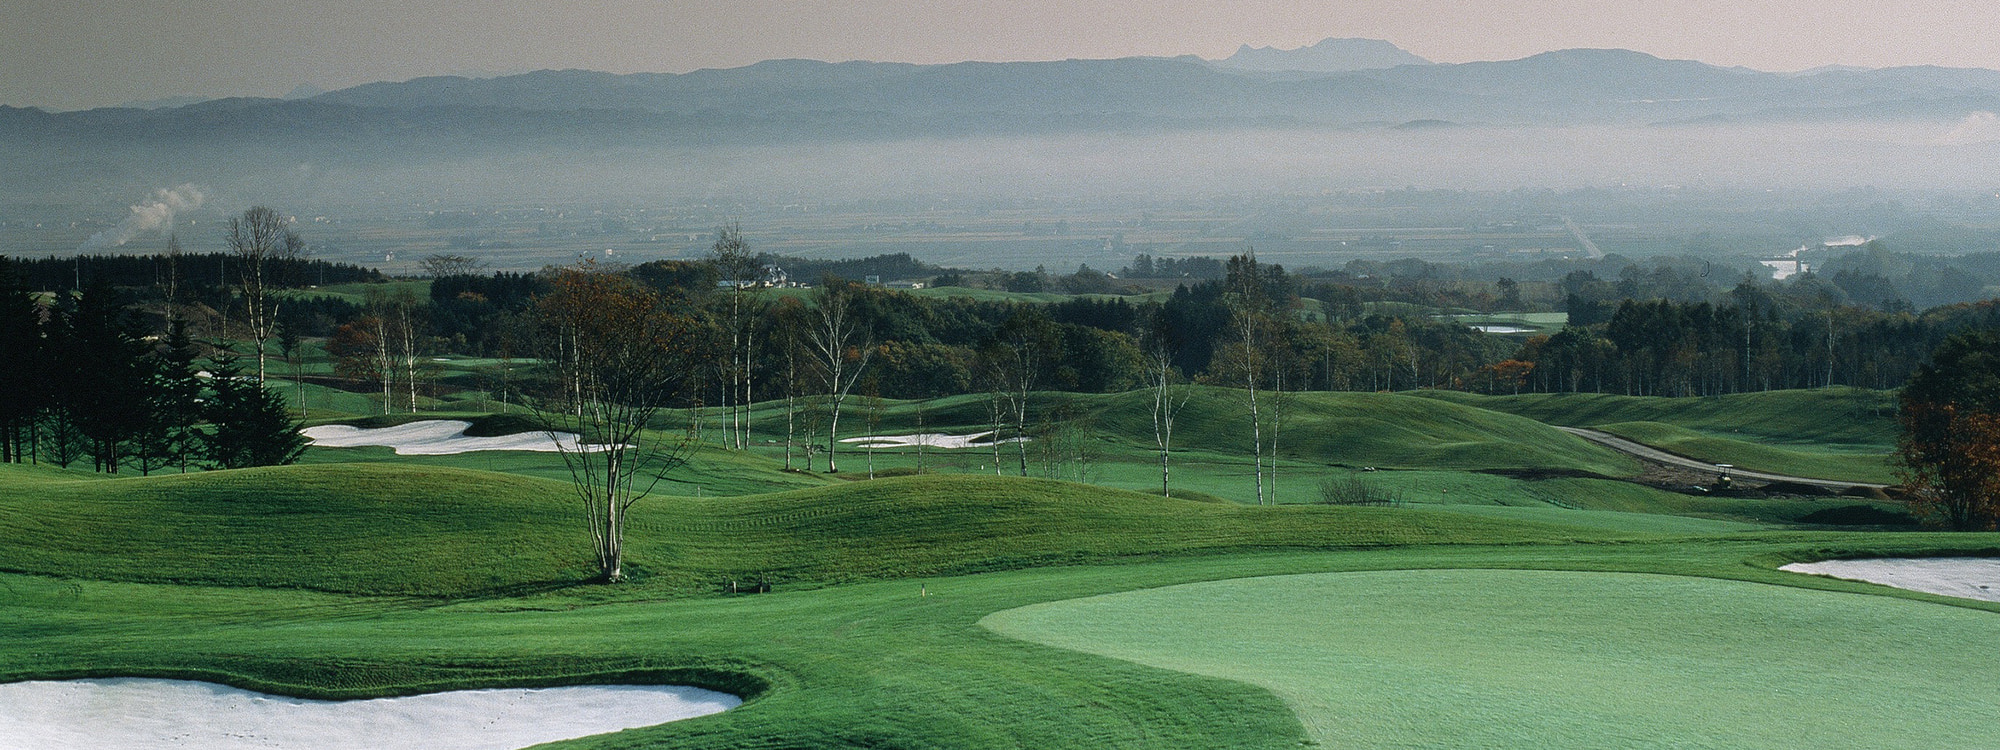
[57,282,154,473]
[0,258,44,463]
[201,352,308,469]
[137,320,205,474]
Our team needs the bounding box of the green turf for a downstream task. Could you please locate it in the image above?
[1594,420,1898,484]
[983,568,2000,749]
[10,535,2000,748]
[749,387,1642,479]
[1417,387,1900,448]
[0,465,1632,597]
[281,279,432,304]
[12,371,1994,748]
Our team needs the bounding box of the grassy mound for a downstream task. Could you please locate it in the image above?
[0,464,588,596]
[630,474,1611,589]
[0,465,1618,598]
[1416,387,1899,448]
[1592,420,1896,484]
[756,388,1641,476]
[299,429,834,496]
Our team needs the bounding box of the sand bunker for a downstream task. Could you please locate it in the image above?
[0,678,738,750]
[840,431,1028,449]
[1781,558,2000,603]
[303,420,610,455]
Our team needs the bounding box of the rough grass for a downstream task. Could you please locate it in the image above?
[983,568,2000,749]
[752,387,1641,478]
[299,431,834,496]
[0,465,1623,598]
[1592,420,1897,484]
[1417,387,1900,448]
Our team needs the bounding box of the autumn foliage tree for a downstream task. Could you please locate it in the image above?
[1896,328,2000,530]
[541,271,688,568]
[526,263,695,582]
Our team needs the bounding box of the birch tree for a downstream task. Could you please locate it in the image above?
[1142,310,1193,498]
[990,308,1056,477]
[1224,252,1271,505]
[226,206,303,382]
[805,278,874,473]
[707,225,759,450]
[526,263,694,582]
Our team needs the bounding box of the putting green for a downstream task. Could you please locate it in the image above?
[983,569,2000,749]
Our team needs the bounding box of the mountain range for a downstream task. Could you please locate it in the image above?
[1214,38,1434,73]
[10,42,2000,145]
[11,41,2000,205]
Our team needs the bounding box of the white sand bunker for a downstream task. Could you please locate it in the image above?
[1782,558,2000,603]
[0,678,738,750]
[304,420,611,455]
[841,431,1028,449]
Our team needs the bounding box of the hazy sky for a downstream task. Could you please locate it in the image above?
[5,0,1996,110]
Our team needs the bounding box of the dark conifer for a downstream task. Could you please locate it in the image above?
[200,352,308,470]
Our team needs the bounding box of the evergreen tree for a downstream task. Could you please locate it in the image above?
[61,281,156,473]
[201,352,308,469]
[137,320,206,474]
[0,258,44,463]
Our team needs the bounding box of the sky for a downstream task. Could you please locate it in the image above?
[5,0,1998,111]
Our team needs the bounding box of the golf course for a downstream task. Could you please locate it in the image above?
[4,380,1997,748]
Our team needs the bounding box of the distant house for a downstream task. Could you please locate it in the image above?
[762,264,789,287]
[716,264,795,289]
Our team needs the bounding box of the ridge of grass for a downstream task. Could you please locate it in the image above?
[1591,420,1897,484]
[1415,387,1899,448]
[0,463,1636,598]
[749,387,1642,477]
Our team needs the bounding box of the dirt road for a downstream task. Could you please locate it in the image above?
[1556,426,1890,491]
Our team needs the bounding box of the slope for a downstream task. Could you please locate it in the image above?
[0,464,1622,598]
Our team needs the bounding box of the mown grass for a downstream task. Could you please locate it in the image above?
[12,381,1990,748]
[984,568,2000,749]
[748,387,1641,478]
[1418,387,1900,448]
[0,465,1621,598]
[8,531,2000,749]
[1593,420,1898,484]
[279,279,432,304]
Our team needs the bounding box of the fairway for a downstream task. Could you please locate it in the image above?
[984,569,2000,749]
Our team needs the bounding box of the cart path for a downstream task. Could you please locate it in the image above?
[1556,426,1891,491]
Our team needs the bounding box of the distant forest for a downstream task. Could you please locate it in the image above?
[6,241,2000,420]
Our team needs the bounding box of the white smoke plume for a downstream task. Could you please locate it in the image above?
[80,184,206,249]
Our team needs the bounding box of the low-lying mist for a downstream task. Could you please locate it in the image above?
[9,119,2000,216]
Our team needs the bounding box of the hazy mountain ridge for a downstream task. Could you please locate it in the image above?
[14,46,2000,206]
[1214,38,1433,72]
[11,48,2000,144]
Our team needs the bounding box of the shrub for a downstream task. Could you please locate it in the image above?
[1317,473,1405,507]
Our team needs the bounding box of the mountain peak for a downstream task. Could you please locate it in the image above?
[1215,38,1431,73]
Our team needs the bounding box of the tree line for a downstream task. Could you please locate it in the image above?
[0,266,305,473]
[1501,278,2000,397]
